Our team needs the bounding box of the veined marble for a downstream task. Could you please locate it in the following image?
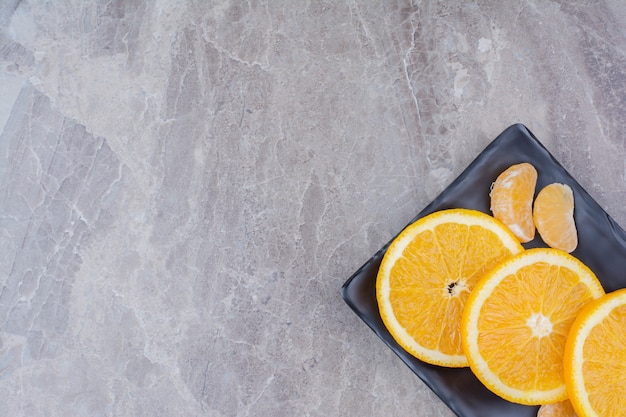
[1,1,625,416]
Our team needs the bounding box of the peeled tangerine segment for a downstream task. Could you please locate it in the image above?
[490,162,538,243]
[537,400,577,417]
[533,183,578,253]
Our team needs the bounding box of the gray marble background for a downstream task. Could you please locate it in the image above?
[1,1,625,416]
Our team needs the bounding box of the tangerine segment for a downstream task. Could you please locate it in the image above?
[461,249,604,405]
[490,162,538,243]
[533,183,578,252]
[537,400,578,417]
[564,288,626,417]
[376,208,523,367]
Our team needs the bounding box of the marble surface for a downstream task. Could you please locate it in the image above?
[1,1,626,416]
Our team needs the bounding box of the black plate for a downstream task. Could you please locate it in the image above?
[341,124,626,417]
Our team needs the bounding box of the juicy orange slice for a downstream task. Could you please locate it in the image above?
[533,183,578,252]
[564,288,626,417]
[537,400,578,417]
[376,208,523,367]
[461,248,605,404]
[490,162,538,243]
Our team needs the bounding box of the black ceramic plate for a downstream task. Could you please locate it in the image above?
[341,124,626,417]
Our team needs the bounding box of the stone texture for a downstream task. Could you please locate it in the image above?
[1,1,625,416]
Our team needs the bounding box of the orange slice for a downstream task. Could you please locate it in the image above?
[537,400,578,417]
[490,162,538,243]
[461,248,605,404]
[533,183,578,252]
[564,288,626,417]
[376,208,523,367]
